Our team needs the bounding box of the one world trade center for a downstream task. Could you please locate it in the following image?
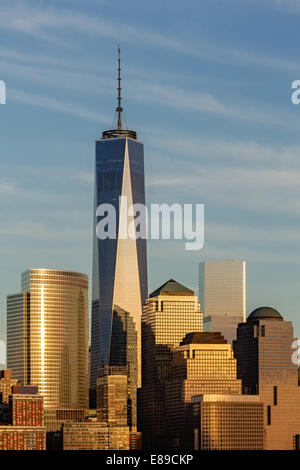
[90,47,148,427]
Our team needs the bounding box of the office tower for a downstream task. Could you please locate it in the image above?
[90,47,148,419]
[138,279,203,448]
[62,422,130,450]
[192,395,264,450]
[97,366,128,426]
[234,306,300,450]
[165,332,242,448]
[7,269,89,409]
[0,384,46,450]
[0,370,17,403]
[199,260,246,344]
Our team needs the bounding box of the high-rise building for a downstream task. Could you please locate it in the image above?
[165,332,242,448]
[192,394,264,450]
[90,47,147,420]
[7,269,89,409]
[138,279,203,447]
[199,260,246,344]
[96,366,128,426]
[234,306,300,450]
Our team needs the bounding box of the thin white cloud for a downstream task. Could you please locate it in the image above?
[131,81,290,127]
[9,88,110,123]
[2,57,291,127]
[147,164,300,217]
[149,134,300,168]
[0,0,300,75]
[250,0,300,13]
[0,179,18,195]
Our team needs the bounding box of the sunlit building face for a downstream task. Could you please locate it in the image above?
[139,279,203,447]
[165,332,242,448]
[7,269,89,409]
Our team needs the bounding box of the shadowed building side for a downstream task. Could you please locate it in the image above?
[234,306,300,450]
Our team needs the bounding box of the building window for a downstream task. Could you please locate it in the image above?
[267,405,271,425]
[273,386,277,406]
[261,325,265,337]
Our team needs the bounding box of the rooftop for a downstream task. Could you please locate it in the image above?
[247,306,283,321]
[180,332,227,345]
[149,279,194,298]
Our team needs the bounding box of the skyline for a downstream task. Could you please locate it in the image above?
[1,0,300,356]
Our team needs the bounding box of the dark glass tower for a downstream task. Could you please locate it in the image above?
[90,47,148,425]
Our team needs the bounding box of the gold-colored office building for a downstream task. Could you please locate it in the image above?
[192,394,264,450]
[97,366,128,426]
[44,408,97,432]
[165,332,242,448]
[62,421,130,450]
[138,279,203,447]
[7,269,89,409]
[234,307,300,450]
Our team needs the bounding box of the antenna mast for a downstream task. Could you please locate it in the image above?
[117,44,123,130]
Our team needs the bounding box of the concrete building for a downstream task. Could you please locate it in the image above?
[0,370,17,404]
[9,385,43,427]
[192,394,264,450]
[62,421,130,450]
[138,279,203,448]
[96,366,128,426]
[0,383,46,450]
[165,332,242,448]
[0,426,45,450]
[199,260,246,344]
[44,408,97,433]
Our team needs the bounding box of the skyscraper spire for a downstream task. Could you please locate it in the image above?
[117,44,123,130]
[102,44,137,140]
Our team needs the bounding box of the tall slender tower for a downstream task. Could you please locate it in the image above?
[90,46,148,423]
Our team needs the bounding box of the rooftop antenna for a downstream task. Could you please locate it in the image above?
[117,44,123,130]
[102,44,137,140]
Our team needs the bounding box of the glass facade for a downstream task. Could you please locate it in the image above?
[7,269,89,410]
[90,135,147,425]
[199,260,246,344]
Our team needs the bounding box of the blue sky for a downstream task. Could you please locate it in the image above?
[1,0,300,357]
